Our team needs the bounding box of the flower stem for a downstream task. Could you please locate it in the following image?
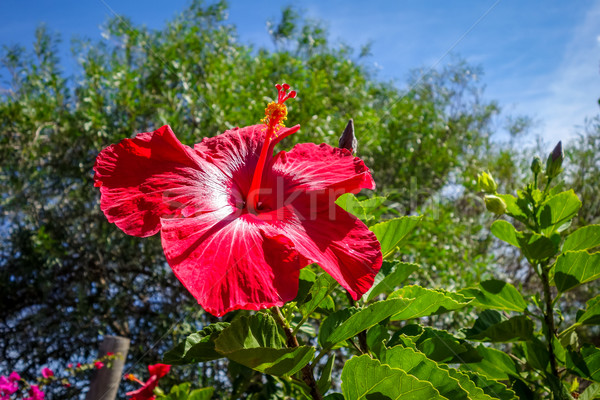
[540,264,560,382]
[271,307,322,400]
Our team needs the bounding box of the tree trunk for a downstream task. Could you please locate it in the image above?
[85,336,130,400]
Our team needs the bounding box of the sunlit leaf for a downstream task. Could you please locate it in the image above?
[370,216,421,257]
[460,279,527,312]
[552,250,600,293]
[363,261,418,301]
[563,225,600,252]
[389,285,472,320]
[163,323,229,364]
[341,355,445,400]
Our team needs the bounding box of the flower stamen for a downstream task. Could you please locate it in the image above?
[247,83,297,213]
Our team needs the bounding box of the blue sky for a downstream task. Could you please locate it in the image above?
[2,0,600,143]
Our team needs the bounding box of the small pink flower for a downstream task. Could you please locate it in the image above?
[8,372,20,383]
[106,352,114,356]
[76,363,82,368]
[41,367,54,378]
[25,385,44,400]
[67,364,73,369]
[94,361,105,369]
[0,374,19,397]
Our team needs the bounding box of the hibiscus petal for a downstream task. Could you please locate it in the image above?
[160,209,307,317]
[94,125,230,237]
[147,364,170,379]
[271,142,375,195]
[283,197,382,300]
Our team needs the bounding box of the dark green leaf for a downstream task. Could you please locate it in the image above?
[577,295,600,326]
[463,345,519,380]
[552,250,600,292]
[214,314,314,376]
[363,261,418,302]
[563,225,600,252]
[491,220,520,247]
[464,310,534,342]
[341,355,445,400]
[567,344,600,383]
[163,323,230,364]
[299,273,337,316]
[460,279,527,312]
[370,216,421,257]
[518,232,558,262]
[317,354,335,394]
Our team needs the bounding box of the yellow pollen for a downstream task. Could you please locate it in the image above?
[261,102,288,129]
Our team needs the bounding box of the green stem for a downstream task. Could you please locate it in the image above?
[271,307,322,400]
[540,264,560,383]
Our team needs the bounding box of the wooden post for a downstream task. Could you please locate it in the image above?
[85,335,130,400]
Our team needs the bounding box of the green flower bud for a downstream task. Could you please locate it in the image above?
[477,171,497,194]
[531,156,542,175]
[484,194,507,215]
[546,141,563,179]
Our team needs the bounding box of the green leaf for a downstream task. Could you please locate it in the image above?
[518,232,558,262]
[336,193,366,220]
[370,216,421,258]
[537,189,582,234]
[460,279,527,312]
[463,345,519,380]
[358,196,387,216]
[580,382,600,400]
[563,225,600,252]
[319,299,411,348]
[464,310,534,342]
[552,250,600,292]
[491,220,521,247]
[363,261,418,302]
[442,367,495,400]
[524,338,550,371]
[381,346,471,400]
[163,323,230,364]
[577,295,600,326]
[214,314,314,376]
[341,355,445,400]
[299,273,337,316]
[294,268,317,305]
[389,285,472,320]
[497,193,528,222]
[463,371,518,400]
[317,354,335,394]
[567,344,600,383]
[405,327,482,364]
[188,387,215,400]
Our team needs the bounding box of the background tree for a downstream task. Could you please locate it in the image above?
[4,1,595,398]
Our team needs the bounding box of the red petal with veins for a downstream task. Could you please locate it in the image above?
[271,142,375,195]
[160,208,307,317]
[282,195,382,300]
[94,125,230,237]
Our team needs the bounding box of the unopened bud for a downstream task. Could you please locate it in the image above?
[484,194,506,215]
[477,171,497,194]
[546,141,563,179]
[338,119,358,154]
[531,156,542,175]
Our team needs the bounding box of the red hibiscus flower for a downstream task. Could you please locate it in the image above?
[126,364,171,400]
[94,84,382,316]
